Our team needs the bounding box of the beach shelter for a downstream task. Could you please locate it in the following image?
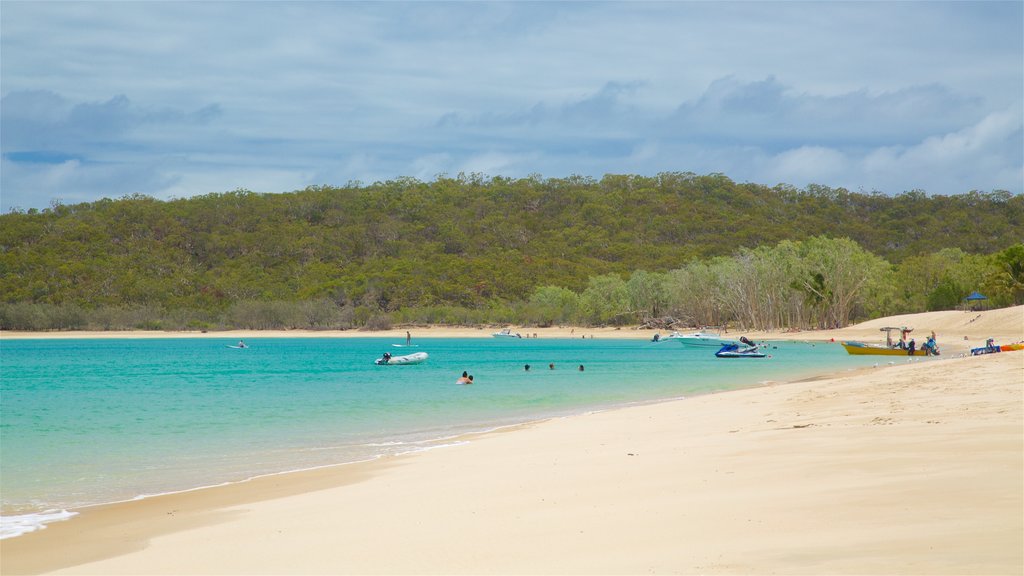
[965,291,988,310]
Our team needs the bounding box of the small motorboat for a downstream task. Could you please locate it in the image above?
[665,330,738,347]
[842,326,938,357]
[375,352,429,365]
[715,343,767,358]
[492,328,521,338]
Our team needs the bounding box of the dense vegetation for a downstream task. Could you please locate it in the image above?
[1,173,1021,331]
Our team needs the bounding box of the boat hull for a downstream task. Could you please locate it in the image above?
[666,332,738,347]
[715,351,767,358]
[841,342,931,357]
[376,352,429,365]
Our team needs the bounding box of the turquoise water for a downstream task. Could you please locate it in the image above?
[1,336,881,535]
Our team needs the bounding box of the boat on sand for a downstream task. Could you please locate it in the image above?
[970,340,1024,356]
[841,326,940,357]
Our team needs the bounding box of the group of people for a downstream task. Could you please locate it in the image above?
[461,363,586,382]
[524,363,584,371]
[889,329,940,356]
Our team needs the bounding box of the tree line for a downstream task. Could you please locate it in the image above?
[1,173,1021,331]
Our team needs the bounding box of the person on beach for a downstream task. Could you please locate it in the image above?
[456,371,471,385]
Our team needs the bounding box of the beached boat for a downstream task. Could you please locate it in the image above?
[375,352,429,365]
[840,341,932,356]
[714,343,767,358]
[841,326,939,357]
[492,328,521,338]
[970,341,1024,356]
[665,330,738,347]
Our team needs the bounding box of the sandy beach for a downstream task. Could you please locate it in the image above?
[2,307,1022,574]
[3,305,1022,352]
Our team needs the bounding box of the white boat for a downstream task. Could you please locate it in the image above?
[375,352,429,365]
[492,328,521,338]
[664,330,737,347]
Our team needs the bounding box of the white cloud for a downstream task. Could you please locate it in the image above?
[766,147,849,185]
[1,1,1021,209]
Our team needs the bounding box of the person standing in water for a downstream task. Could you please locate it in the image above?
[406,331,411,345]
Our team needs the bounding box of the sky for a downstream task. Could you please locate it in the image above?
[1,1,1022,211]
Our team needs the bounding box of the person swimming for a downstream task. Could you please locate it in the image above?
[456,371,471,385]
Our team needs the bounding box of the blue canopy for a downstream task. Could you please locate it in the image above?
[965,291,988,301]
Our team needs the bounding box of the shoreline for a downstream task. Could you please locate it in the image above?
[3,306,1021,354]
[2,306,1021,574]
[0,352,872,526]
[2,351,1020,574]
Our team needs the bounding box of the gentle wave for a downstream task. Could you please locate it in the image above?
[0,509,77,539]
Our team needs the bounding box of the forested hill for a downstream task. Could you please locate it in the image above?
[2,173,1021,313]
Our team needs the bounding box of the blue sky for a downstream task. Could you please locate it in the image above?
[2,1,1021,211]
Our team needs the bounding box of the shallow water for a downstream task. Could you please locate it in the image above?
[0,336,885,536]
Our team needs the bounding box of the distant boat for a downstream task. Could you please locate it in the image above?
[665,330,737,347]
[493,328,521,338]
[375,352,429,365]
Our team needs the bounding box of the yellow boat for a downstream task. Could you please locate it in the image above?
[841,341,932,356]
[841,326,939,356]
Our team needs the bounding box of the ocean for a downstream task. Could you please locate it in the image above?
[0,335,885,537]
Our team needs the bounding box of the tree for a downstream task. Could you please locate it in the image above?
[796,237,890,328]
[988,244,1024,305]
[580,274,629,325]
[526,286,580,326]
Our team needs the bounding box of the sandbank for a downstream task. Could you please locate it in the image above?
[1,307,1022,574]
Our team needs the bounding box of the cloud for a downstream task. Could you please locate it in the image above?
[667,76,985,149]
[1,2,1020,209]
[859,107,1024,193]
[2,91,222,151]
